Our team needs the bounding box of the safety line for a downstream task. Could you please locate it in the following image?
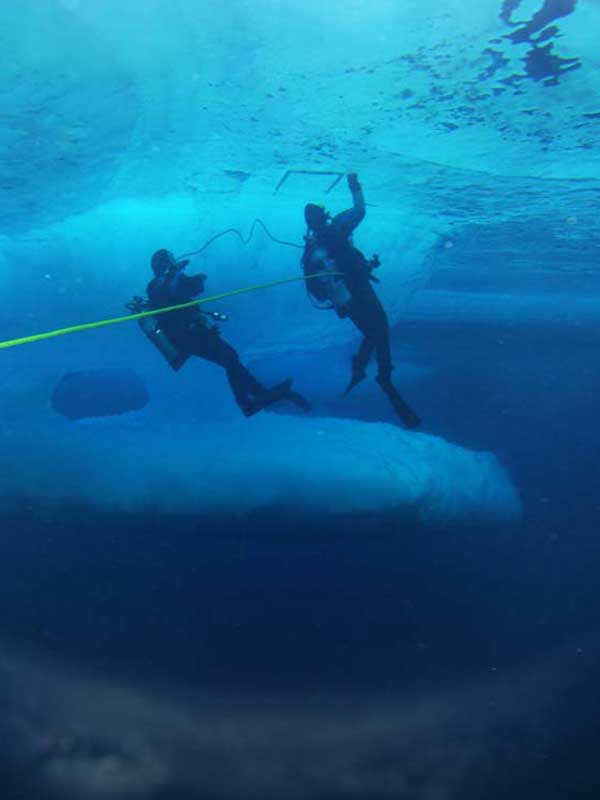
[0,273,338,350]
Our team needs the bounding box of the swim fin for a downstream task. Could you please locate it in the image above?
[344,371,366,396]
[376,375,421,429]
[242,379,294,417]
[343,357,367,395]
[285,390,312,413]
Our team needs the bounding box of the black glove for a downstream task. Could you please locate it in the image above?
[347,173,360,191]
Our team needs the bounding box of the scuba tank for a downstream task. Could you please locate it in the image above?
[126,296,228,371]
[314,248,352,311]
[302,243,352,313]
[126,296,189,371]
[138,315,190,371]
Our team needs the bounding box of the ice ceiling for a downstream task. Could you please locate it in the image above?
[1,0,599,233]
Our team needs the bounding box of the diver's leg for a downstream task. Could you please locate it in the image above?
[198,332,303,417]
[344,341,373,395]
[355,335,375,375]
[366,289,393,382]
[237,364,310,415]
[218,348,311,413]
[369,294,420,428]
[210,338,268,413]
[184,329,309,416]
[180,330,255,412]
[344,299,375,394]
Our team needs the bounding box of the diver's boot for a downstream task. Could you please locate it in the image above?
[344,356,367,396]
[242,379,294,417]
[376,374,421,429]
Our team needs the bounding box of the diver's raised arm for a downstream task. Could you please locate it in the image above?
[347,173,365,216]
[332,173,365,236]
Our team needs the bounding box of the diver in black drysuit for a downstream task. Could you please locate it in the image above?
[302,173,420,428]
[147,249,309,417]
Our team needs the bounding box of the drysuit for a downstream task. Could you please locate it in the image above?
[302,175,419,428]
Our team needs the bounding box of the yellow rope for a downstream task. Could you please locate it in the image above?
[0,273,338,350]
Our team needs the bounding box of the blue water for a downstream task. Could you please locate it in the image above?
[3,1,600,797]
[2,316,600,798]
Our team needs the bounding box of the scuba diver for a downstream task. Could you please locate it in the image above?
[301,173,420,429]
[143,249,310,417]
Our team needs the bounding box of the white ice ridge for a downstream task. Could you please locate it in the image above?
[1,414,521,527]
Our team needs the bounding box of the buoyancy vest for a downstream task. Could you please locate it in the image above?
[302,236,352,311]
[303,223,374,307]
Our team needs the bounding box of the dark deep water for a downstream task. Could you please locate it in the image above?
[2,317,599,799]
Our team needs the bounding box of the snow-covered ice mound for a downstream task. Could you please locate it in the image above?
[1,413,521,527]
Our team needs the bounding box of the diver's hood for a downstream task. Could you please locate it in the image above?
[304,203,330,230]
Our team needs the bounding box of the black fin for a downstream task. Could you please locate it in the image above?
[285,390,312,413]
[243,379,294,417]
[376,376,421,429]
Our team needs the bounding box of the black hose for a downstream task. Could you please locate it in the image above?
[177,218,303,261]
[176,219,334,310]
